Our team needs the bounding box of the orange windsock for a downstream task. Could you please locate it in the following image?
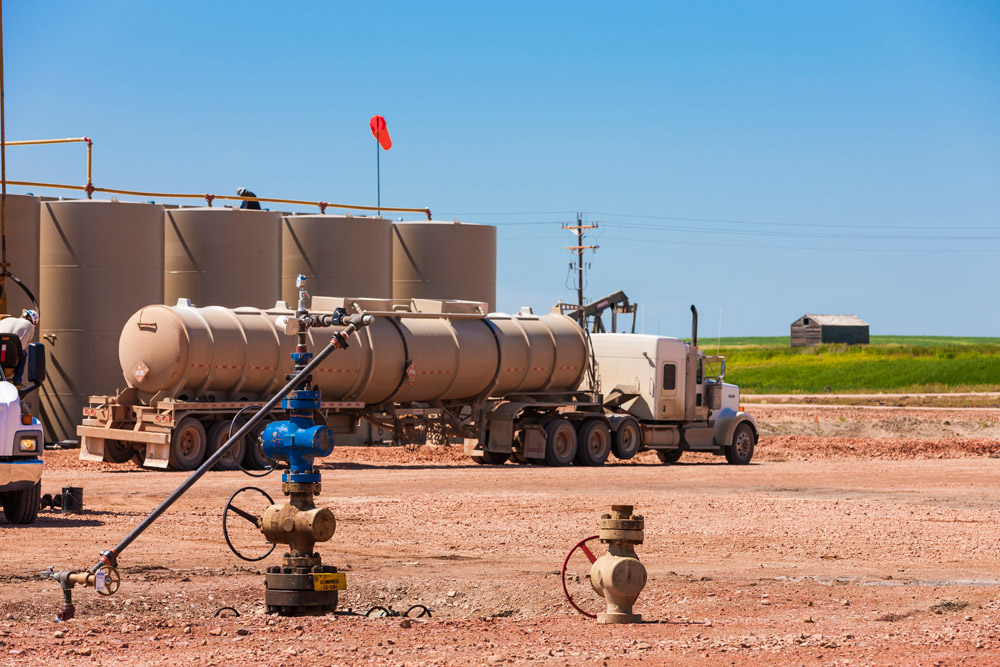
[370,115,392,150]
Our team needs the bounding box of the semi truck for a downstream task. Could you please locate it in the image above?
[0,336,47,524]
[77,297,758,469]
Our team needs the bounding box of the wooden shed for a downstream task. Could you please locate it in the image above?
[790,314,869,347]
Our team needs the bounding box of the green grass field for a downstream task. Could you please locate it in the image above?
[698,336,1000,394]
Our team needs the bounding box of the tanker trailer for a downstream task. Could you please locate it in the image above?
[77,296,603,469]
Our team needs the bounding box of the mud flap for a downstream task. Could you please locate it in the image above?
[79,436,107,463]
[143,442,171,469]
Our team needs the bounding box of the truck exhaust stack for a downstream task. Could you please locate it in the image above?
[690,305,698,348]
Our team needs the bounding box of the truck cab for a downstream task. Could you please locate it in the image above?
[0,337,46,524]
[589,324,757,464]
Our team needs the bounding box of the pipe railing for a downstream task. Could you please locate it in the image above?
[2,137,93,197]
[0,177,432,219]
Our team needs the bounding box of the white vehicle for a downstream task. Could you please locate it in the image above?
[0,336,46,525]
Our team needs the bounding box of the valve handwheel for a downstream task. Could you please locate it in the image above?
[561,535,601,619]
[222,486,277,562]
[94,565,121,596]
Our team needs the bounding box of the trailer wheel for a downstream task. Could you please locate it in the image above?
[168,418,207,471]
[103,439,135,464]
[575,420,611,466]
[243,420,276,471]
[131,446,146,467]
[1,481,40,524]
[472,450,510,465]
[544,419,577,466]
[656,450,683,465]
[611,417,642,460]
[206,421,247,471]
[725,423,755,465]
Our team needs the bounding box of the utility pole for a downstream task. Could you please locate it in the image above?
[563,212,598,323]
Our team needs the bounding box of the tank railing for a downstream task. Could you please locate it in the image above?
[360,309,487,320]
[2,138,93,198]
[0,178,432,219]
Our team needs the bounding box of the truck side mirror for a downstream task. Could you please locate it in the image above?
[27,342,46,384]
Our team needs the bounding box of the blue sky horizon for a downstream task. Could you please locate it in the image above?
[5,1,998,337]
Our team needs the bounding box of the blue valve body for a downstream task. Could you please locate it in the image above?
[262,356,335,483]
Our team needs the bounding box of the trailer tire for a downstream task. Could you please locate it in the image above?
[611,416,642,460]
[131,447,146,467]
[575,419,611,466]
[544,419,577,467]
[243,421,275,471]
[206,421,247,471]
[103,439,135,464]
[472,450,510,465]
[656,450,683,465]
[725,423,756,465]
[169,418,207,471]
[2,481,40,524]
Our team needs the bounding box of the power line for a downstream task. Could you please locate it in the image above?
[600,235,1000,254]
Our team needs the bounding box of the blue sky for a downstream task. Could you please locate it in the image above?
[5,1,998,336]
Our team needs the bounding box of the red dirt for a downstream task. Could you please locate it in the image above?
[2,403,1000,665]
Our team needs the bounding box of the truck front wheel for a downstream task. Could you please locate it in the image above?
[2,481,40,524]
[725,423,756,465]
[544,419,577,466]
[575,420,611,466]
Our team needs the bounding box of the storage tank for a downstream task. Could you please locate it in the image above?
[40,199,164,441]
[2,194,40,316]
[164,207,281,308]
[392,220,497,311]
[117,297,587,405]
[281,214,392,304]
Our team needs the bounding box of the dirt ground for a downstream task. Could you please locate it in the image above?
[3,402,1000,666]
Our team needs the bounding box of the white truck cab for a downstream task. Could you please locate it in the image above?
[0,336,46,524]
[588,306,758,464]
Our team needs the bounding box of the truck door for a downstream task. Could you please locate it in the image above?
[658,361,684,420]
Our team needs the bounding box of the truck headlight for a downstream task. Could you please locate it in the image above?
[18,436,39,453]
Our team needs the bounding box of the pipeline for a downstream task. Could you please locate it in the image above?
[0,178,432,219]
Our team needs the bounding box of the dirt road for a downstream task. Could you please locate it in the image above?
[3,432,1000,665]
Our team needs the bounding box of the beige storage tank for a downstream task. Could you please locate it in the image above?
[117,297,587,405]
[164,207,281,308]
[40,199,164,441]
[281,214,392,304]
[392,220,497,311]
[2,194,40,316]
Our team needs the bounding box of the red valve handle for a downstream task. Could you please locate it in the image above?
[561,535,601,619]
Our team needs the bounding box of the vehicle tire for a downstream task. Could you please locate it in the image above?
[243,420,276,470]
[2,481,40,524]
[611,416,642,460]
[131,446,146,467]
[656,450,683,465]
[471,450,510,465]
[168,418,207,471]
[103,439,135,464]
[725,423,756,465]
[206,420,246,471]
[575,419,611,466]
[543,419,577,467]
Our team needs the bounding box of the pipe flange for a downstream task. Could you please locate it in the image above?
[599,506,644,544]
[282,481,321,496]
